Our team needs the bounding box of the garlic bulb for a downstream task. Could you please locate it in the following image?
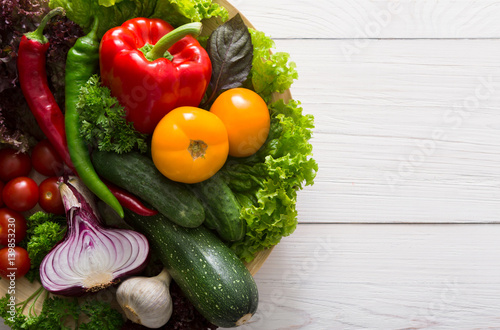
[116,268,172,328]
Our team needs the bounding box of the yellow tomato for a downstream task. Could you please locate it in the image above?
[210,88,270,157]
[151,107,229,184]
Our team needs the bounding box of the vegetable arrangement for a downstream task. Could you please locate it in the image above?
[0,0,317,328]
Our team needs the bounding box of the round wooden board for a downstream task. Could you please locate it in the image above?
[0,0,291,323]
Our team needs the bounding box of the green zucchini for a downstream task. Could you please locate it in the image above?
[124,210,259,328]
[92,150,204,228]
[190,173,246,241]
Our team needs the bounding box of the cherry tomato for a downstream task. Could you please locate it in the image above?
[0,148,32,182]
[0,181,4,207]
[0,208,27,245]
[3,177,39,212]
[38,177,65,215]
[210,88,270,157]
[151,106,229,184]
[0,246,30,279]
[31,139,64,176]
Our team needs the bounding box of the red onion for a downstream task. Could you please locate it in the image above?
[40,176,150,296]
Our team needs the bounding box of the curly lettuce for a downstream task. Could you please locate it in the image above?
[249,29,299,102]
[150,0,228,27]
[223,100,318,262]
[49,0,228,37]
[49,0,157,37]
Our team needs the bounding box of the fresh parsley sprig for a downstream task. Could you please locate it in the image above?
[19,212,67,283]
[77,75,148,154]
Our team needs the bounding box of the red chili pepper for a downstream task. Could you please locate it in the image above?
[99,18,212,134]
[17,8,75,172]
[104,181,158,216]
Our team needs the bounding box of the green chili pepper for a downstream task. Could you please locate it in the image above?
[65,17,124,218]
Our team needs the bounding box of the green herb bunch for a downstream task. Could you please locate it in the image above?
[77,75,148,154]
[19,212,67,282]
[0,291,124,330]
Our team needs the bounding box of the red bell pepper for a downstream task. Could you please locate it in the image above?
[99,18,212,134]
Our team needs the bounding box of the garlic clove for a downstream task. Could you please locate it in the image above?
[116,269,173,329]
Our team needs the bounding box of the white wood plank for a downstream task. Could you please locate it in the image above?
[222,223,500,329]
[269,39,500,223]
[232,0,500,39]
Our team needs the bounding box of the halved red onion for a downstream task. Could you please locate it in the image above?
[40,176,149,296]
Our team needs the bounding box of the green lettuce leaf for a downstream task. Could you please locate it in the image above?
[223,99,318,262]
[49,0,227,37]
[49,0,156,37]
[151,0,228,27]
[249,29,299,103]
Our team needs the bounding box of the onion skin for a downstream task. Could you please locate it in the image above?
[39,176,150,296]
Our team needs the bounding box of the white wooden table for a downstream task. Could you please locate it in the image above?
[229,0,500,329]
[3,1,500,329]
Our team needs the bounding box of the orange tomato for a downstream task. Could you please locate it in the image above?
[151,106,229,184]
[210,88,270,157]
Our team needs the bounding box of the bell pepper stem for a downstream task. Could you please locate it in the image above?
[146,22,203,61]
[25,7,65,44]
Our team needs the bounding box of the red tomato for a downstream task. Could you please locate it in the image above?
[2,177,39,212]
[38,177,65,215]
[31,139,64,176]
[0,148,32,182]
[0,246,30,279]
[0,181,4,207]
[0,208,27,246]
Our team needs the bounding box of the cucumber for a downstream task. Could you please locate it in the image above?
[124,210,259,328]
[92,150,204,228]
[190,173,246,241]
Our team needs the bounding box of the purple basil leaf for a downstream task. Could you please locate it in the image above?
[204,14,253,106]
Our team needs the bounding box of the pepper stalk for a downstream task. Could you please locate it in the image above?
[142,22,203,61]
[24,7,65,43]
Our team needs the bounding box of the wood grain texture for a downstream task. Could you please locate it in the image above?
[282,38,500,223]
[232,0,500,39]
[223,223,500,329]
